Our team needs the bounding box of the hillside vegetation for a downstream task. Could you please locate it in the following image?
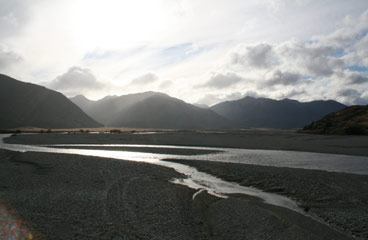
[301,105,368,135]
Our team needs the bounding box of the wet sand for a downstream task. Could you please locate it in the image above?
[2,131,368,239]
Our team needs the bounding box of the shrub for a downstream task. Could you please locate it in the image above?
[110,129,121,134]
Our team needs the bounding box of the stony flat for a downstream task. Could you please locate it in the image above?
[1,130,368,239]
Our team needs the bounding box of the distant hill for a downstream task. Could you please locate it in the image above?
[301,105,368,135]
[0,74,102,129]
[210,96,346,129]
[71,92,231,129]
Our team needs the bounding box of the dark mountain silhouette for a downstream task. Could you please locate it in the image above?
[301,105,368,135]
[0,74,102,129]
[71,92,231,129]
[210,96,346,129]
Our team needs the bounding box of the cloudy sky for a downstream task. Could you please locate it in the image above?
[1,0,368,105]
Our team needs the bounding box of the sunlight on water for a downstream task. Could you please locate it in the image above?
[2,134,368,215]
[0,134,304,214]
[41,143,368,174]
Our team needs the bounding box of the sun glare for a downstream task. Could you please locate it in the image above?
[71,0,169,49]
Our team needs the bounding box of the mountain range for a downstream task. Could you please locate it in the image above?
[210,96,346,129]
[70,92,230,129]
[0,74,101,129]
[0,73,349,130]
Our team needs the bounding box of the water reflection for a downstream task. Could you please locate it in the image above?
[2,134,368,215]
[41,143,368,175]
[0,134,303,214]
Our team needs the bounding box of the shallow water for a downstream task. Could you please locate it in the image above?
[40,143,368,175]
[2,134,368,215]
[0,134,304,214]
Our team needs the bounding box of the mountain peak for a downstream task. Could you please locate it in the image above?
[137,91,169,98]
[72,90,230,129]
[0,74,102,129]
[211,96,346,129]
[71,94,90,101]
[98,95,118,101]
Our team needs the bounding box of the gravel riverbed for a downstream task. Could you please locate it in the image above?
[1,131,367,239]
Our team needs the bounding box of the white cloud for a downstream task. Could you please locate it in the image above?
[345,33,368,67]
[48,66,105,97]
[129,73,158,85]
[0,0,367,105]
[0,0,34,39]
[159,80,173,89]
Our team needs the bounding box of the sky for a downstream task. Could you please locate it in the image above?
[0,0,368,106]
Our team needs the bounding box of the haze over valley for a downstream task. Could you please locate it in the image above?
[0,73,349,130]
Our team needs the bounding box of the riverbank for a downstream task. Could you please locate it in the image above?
[2,131,366,239]
[0,149,353,239]
[5,129,368,156]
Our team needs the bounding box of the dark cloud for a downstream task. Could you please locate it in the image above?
[199,72,243,89]
[305,57,344,77]
[277,42,344,77]
[0,44,22,69]
[264,70,303,86]
[280,89,306,99]
[339,89,360,97]
[49,66,103,93]
[337,88,368,105]
[231,43,276,69]
[130,73,158,85]
[347,73,368,84]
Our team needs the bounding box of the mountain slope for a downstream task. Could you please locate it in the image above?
[71,92,231,129]
[211,96,346,129]
[0,74,102,129]
[301,105,368,135]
